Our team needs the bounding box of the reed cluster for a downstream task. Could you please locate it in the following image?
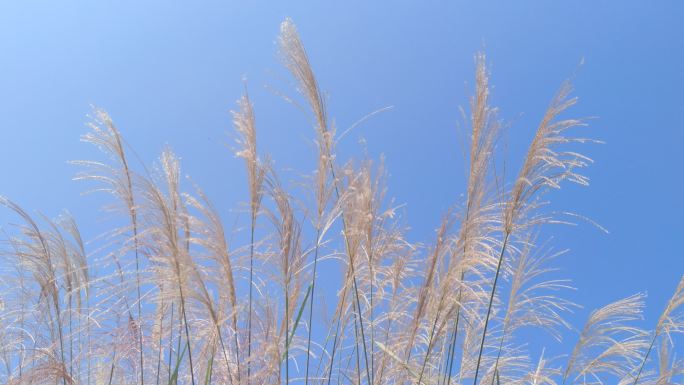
[0,19,681,385]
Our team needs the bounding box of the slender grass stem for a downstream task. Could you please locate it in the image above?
[215,324,234,385]
[178,284,196,385]
[69,291,74,381]
[135,239,144,385]
[351,272,372,383]
[442,323,456,385]
[417,313,441,384]
[114,127,145,385]
[446,196,474,385]
[417,304,450,385]
[489,324,509,385]
[368,241,375,385]
[329,165,372,385]
[444,272,465,385]
[285,284,290,385]
[86,287,91,385]
[156,298,164,385]
[247,214,256,385]
[53,279,67,385]
[175,311,183,384]
[312,277,346,379]
[353,300,362,385]
[168,302,175,384]
[326,286,349,385]
[473,232,510,385]
[233,316,241,385]
[108,350,117,385]
[304,227,322,385]
[631,331,658,385]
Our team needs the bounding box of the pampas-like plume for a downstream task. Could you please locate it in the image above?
[503,82,593,234]
[278,18,338,385]
[265,172,305,385]
[562,294,648,384]
[488,237,576,383]
[186,189,241,382]
[279,18,379,385]
[140,149,197,385]
[73,108,145,385]
[234,92,265,222]
[442,53,502,385]
[631,276,684,384]
[233,90,265,385]
[0,198,68,384]
[1,17,680,385]
[474,78,593,385]
[279,18,328,140]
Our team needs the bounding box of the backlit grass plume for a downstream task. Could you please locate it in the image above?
[0,18,681,385]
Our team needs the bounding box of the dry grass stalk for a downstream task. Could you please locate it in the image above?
[233,90,265,385]
[0,17,680,385]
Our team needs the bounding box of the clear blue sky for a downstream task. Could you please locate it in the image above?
[0,1,682,346]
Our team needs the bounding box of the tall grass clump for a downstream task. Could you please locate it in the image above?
[0,18,682,385]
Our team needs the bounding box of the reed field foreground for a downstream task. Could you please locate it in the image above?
[0,18,682,385]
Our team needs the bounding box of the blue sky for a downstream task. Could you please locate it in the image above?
[0,0,682,351]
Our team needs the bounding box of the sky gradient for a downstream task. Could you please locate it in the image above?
[0,0,682,351]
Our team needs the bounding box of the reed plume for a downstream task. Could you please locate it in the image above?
[233,89,265,385]
[0,17,680,385]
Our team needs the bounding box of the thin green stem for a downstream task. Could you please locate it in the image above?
[444,272,465,385]
[472,232,510,385]
[353,300,362,385]
[417,306,444,384]
[631,331,659,385]
[305,227,322,385]
[108,350,117,385]
[489,323,509,385]
[53,281,67,385]
[351,275,372,384]
[329,164,372,385]
[326,288,349,385]
[178,284,196,385]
